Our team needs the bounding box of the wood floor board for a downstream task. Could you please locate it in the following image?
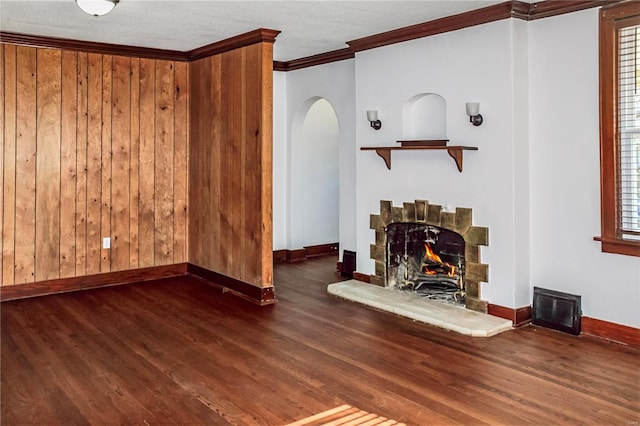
[2,255,639,425]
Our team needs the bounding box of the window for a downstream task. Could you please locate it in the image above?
[598,2,640,256]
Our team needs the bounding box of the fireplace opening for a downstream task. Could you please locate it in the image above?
[386,222,465,305]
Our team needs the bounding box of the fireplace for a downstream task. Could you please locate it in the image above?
[369,200,489,312]
[387,222,466,305]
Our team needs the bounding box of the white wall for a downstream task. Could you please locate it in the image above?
[529,9,640,328]
[275,8,639,328]
[355,19,527,309]
[284,60,357,255]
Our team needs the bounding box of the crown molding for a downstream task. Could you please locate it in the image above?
[346,0,620,54]
[526,0,620,20]
[0,31,187,61]
[274,48,354,72]
[347,2,516,53]
[187,28,280,62]
[0,28,280,62]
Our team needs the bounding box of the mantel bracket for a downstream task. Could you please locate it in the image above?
[361,145,477,172]
[446,148,464,172]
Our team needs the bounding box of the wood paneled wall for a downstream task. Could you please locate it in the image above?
[189,42,273,289]
[1,44,188,286]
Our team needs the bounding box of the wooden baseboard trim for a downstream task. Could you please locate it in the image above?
[273,250,289,264]
[186,264,276,306]
[286,249,307,263]
[352,272,371,283]
[488,303,532,327]
[273,243,339,264]
[581,316,640,346]
[0,263,189,302]
[304,243,339,258]
[489,303,639,345]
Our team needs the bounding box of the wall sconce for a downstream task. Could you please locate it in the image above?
[76,0,119,16]
[367,110,382,130]
[465,102,483,126]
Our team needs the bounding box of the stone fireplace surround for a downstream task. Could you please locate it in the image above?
[369,200,489,313]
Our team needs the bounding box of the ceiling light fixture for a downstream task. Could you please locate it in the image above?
[76,0,119,17]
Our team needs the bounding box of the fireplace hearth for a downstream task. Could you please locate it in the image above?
[369,200,489,313]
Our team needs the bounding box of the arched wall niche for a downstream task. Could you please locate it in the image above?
[402,93,447,140]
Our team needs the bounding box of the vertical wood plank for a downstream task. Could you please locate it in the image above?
[173,61,188,264]
[86,53,102,275]
[208,55,222,273]
[259,42,274,287]
[154,60,174,266]
[101,55,112,272]
[220,52,235,276]
[129,58,140,270]
[244,44,262,284]
[14,46,37,284]
[138,58,155,268]
[187,43,273,288]
[35,48,62,281]
[2,45,191,286]
[2,44,16,285]
[187,58,204,269]
[224,49,245,280]
[0,43,4,283]
[75,52,88,276]
[110,55,131,271]
[60,50,78,278]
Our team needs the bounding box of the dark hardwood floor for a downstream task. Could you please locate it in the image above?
[2,255,639,425]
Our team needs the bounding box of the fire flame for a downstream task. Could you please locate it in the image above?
[423,243,456,277]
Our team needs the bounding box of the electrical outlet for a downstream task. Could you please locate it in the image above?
[103,237,110,249]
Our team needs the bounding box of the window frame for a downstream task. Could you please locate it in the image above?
[598,1,640,257]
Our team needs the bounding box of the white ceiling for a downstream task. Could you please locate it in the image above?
[1,0,516,62]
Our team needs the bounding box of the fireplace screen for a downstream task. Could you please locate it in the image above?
[386,222,465,304]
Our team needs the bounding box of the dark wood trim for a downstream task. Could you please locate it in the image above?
[0,28,280,63]
[347,1,616,54]
[597,2,640,257]
[0,262,279,306]
[0,264,189,302]
[186,263,277,306]
[582,316,640,346]
[273,48,354,72]
[488,303,532,327]
[487,304,514,322]
[527,0,620,20]
[274,0,617,70]
[347,2,515,53]
[490,303,639,346]
[286,249,307,263]
[594,236,640,256]
[273,250,289,264]
[303,243,339,258]
[0,31,188,61]
[515,305,533,326]
[2,2,615,72]
[273,243,339,264]
[186,28,280,61]
[510,1,534,20]
[352,272,371,283]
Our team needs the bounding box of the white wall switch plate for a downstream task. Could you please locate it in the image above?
[103,237,110,249]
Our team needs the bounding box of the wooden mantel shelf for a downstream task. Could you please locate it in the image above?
[360,145,478,172]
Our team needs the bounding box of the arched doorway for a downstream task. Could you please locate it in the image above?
[289,97,340,249]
